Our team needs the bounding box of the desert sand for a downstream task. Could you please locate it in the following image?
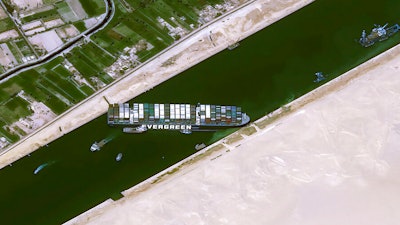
[0,0,315,168]
[66,35,400,225]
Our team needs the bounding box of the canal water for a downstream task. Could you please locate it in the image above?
[1,0,400,224]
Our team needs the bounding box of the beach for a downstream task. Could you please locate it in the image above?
[0,0,315,169]
[66,37,400,225]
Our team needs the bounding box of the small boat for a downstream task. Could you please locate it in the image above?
[90,138,108,151]
[314,72,325,83]
[116,153,123,161]
[195,143,206,150]
[228,40,240,50]
[34,164,46,174]
[123,125,147,133]
[180,129,192,134]
[33,161,55,174]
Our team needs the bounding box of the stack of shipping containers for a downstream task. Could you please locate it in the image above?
[108,103,245,126]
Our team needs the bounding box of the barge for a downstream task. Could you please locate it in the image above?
[107,103,250,134]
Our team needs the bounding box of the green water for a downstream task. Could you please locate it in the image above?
[1,0,400,224]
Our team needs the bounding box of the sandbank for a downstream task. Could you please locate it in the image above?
[0,0,315,168]
[66,35,400,225]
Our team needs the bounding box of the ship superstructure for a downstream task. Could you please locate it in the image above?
[107,103,250,134]
[359,23,400,47]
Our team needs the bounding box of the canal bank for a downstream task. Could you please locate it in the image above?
[0,0,315,169]
[67,38,400,225]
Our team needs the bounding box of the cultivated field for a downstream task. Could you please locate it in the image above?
[0,0,245,148]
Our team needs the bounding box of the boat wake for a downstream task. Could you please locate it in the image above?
[34,160,56,175]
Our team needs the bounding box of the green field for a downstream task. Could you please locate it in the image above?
[43,0,60,4]
[52,65,72,78]
[56,1,79,22]
[78,0,106,18]
[0,17,15,33]
[76,42,115,68]
[0,120,19,142]
[66,42,114,85]
[20,8,60,24]
[6,42,23,64]
[14,39,34,57]
[0,0,227,141]
[0,95,31,123]
[0,56,94,117]
[73,21,87,32]
[92,0,224,59]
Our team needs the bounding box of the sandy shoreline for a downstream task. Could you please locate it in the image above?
[0,0,315,169]
[65,36,400,225]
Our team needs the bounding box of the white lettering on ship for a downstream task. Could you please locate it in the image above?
[146,124,192,130]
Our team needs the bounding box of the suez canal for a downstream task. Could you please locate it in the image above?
[1,0,400,224]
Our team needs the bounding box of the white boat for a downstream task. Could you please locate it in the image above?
[195,143,206,150]
[116,153,123,161]
[228,42,240,50]
[90,139,108,151]
[34,164,47,174]
[33,161,55,174]
[123,125,147,133]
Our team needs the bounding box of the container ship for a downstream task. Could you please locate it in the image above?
[107,103,251,134]
[359,23,400,47]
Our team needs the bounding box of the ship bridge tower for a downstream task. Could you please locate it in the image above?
[373,23,388,37]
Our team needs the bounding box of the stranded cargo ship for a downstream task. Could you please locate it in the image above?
[107,103,250,134]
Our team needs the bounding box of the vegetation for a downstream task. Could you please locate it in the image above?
[78,0,106,18]
[20,8,59,24]
[43,0,60,4]
[91,0,224,58]
[73,21,87,32]
[0,0,227,142]
[55,1,79,22]
[0,95,31,123]
[14,39,34,57]
[6,42,23,64]
[0,17,15,33]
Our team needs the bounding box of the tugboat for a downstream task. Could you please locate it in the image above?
[195,143,206,150]
[314,72,326,83]
[122,125,147,133]
[90,139,108,151]
[359,23,400,47]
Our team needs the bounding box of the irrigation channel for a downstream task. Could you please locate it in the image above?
[1,0,400,224]
[0,0,114,82]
